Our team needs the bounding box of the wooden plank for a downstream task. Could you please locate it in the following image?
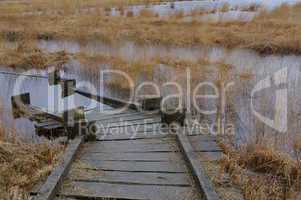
[73,160,187,173]
[95,117,162,129]
[97,130,170,141]
[34,136,84,200]
[87,110,157,122]
[78,152,183,162]
[189,140,222,152]
[86,110,138,121]
[82,141,179,153]
[93,137,176,145]
[87,137,174,146]
[187,134,218,141]
[75,89,140,110]
[68,169,191,186]
[188,134,222,152]
[176,133,221,200]
[90,114,160,127]
[96,123,166,136]
[86,109,136,118]
[60,181,198,200]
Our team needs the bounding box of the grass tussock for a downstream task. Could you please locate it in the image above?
[0,126,63,199]
[217,138,301,200]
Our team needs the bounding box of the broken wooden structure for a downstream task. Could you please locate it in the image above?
[12,69,222,200]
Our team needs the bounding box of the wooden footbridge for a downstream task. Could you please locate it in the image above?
[12,70,223,200]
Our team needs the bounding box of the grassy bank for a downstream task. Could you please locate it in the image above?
[0,123,63,199]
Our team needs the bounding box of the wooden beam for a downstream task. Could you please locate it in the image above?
[75,89,140,110]
[33,136,84,200]
[176,132,221,200]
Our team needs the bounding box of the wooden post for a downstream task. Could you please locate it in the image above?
[61,79,76,98]
[48,69,61,85]
[11,93,31,118]
[139,96,162,111]
[63,107,86,139]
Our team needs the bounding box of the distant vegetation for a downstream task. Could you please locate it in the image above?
[0,1,300,55]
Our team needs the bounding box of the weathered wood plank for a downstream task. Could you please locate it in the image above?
[87,111,158,122]
[59,181,198,200]
[187,134,218,141]
[97,131,170,141]
[75,89,140,110]
[34,137,84,200]
[68,169,191,186]
[94,117,162,129]
[78,152,183,162]
[87,137,174,146]
[82,141,179,153]
[86,109,136,120]
[190,140,222,152]
[188,137,222,152]
[96,123,166,136]
[73,160,187,173]
[176,133,221,200]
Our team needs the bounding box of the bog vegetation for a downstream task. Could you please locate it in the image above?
[0,124,63,199]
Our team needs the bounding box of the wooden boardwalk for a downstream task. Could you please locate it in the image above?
[31,109,222,200]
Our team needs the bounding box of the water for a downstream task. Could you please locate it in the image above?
[2,0,301,146]
[37,38,301,148]
[2,37,301,150]
[111,0,301,17]
[0,65,109,139]
[38,39,224,62]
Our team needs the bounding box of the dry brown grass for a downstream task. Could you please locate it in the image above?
[0,0,173,15]
[139,9,158,18]
[0,41,70,69]
[0,2,300,54]
[218,137,301,200]
[0,126,63,199]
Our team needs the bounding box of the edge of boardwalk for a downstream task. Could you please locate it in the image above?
[33,136,84,200]
[176,132,221,200]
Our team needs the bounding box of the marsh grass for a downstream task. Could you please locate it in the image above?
[139,9,158,18]
[1,2,301,54]
[0,108,63,199]
[0,40,70,69]
[218,137,301,200]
